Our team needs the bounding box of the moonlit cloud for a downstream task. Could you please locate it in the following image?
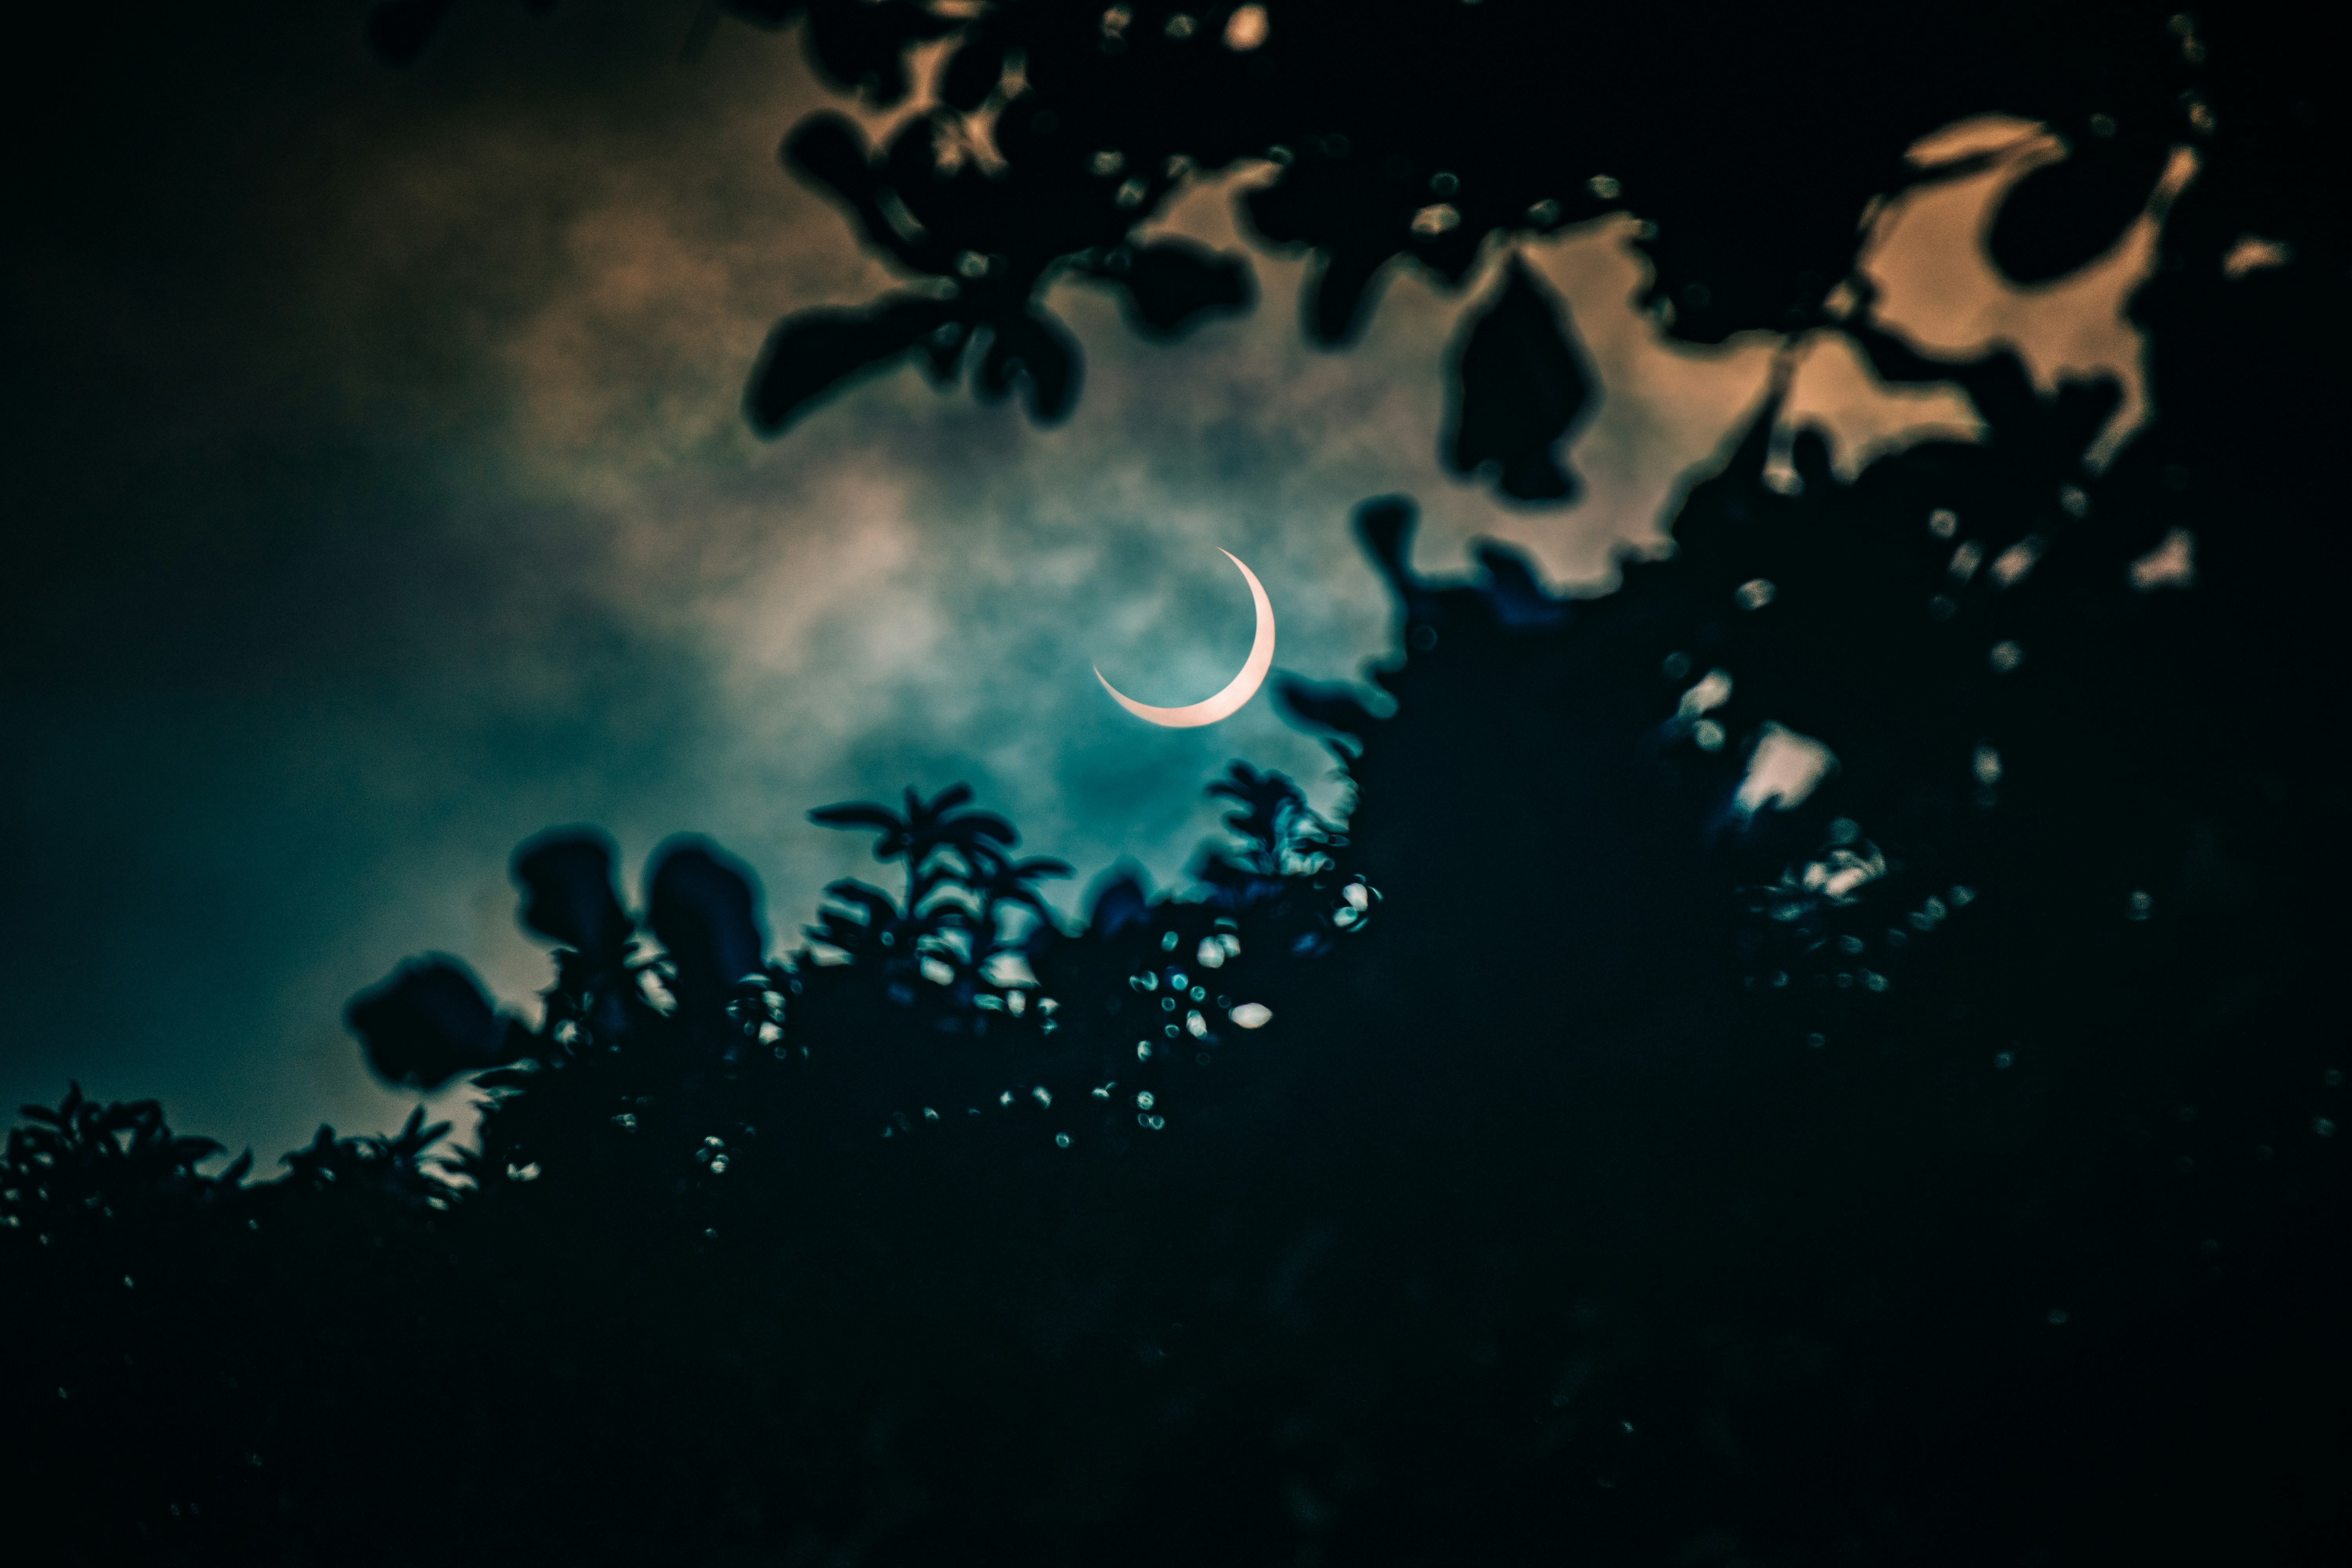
[1857,122,2195,470]
[1767,328,1986,490]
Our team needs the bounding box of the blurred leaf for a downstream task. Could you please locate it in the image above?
[646,838,769,1018]
[512,828,633,955]
[1446,255,1589,502]
[1276,676,1384,741]
[1102,241,1257,339]
[821,879,902,928]
[802,0,958,106]
[746,292,958,436]
[1304,244,1396,347]
[1474,543,1569,630]
[784,111,877,208]
[1088,871,1152,938]
[936,811,1018,848]
[939,30,1006,113]
[346,958,527,1091]
[909,782,974,821]
[811,802,906,833]
[1988,131,2173,285]
[975,307,1082,424]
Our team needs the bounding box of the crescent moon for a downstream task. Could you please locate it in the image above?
[1095,550,1276,728]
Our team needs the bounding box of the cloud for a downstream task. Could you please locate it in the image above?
[1856,126,2196,470]
[1767,328,1986,490]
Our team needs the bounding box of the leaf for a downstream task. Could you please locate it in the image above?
[919,320,968,385]
[989,887,1056,920]
[346,958,525,1091]
[1304,244,1397,347]
[974,308,1082,425]
[914,783,974,820]
[1207,762,1291,809]
[1276,676,1384,740]
[784,111,877,209]
[1475,543,1569,631]
[806,914,873,951]
[821,880,902,927]
[1105,240,1256,339]
[511,828,633,954]
[809,802,905,833]
[1351,494,1435,612]
[1088,871,1152,938]
[802,0,957,106]
[1445,255,1590,503]
[918,897,976,929]
[168,1136,225,1168]
[746,292,958,436]
[646,838,770,1016]
[938,32,1005,113]
[939,811,1018,847]
[1987,131,2172,286]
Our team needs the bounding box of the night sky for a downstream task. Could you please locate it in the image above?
[3,2,2149,1165]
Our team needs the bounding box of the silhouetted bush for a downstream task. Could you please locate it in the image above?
[6,2,2346,1561]
[9,343,2344,1555]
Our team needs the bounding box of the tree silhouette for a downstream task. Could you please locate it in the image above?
[4,2,2345,1562]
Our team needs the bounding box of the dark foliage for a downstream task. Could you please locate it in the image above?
[346,955,531,1091]
[1987,128,2179,284]
[6,2,2346,1562]
[1094,236,1257,338]
[10,328,2345,1552]
[377,5,2343,509]
[709,0,2339,498]
[646,837,771,1021]
[512,828,634,957]
[744,289,962,433]
[1443,255,1593,502]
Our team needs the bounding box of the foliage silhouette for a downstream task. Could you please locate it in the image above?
[1443,255,1593,502]
[11,330,2344,1553]
[5,2,2347,1562]
[710,0,2338,507]
[646,837,772,1024]
[512,828,634,958]
[370,5,2342,505]
[806,780,1072,997]
[346,956,531,1091]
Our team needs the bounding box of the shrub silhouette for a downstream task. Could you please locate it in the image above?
[8,348,2344,1557]
[5,2,2346,1561]
[347,957,531,1091]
